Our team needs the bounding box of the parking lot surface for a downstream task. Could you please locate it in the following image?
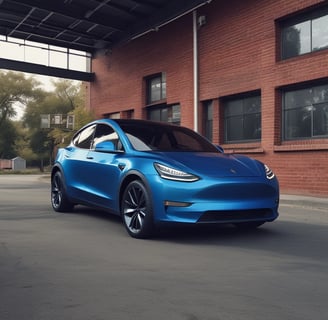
[0,175,327,320]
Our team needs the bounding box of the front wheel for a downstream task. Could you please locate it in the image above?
[121,180,154,239]
[51,171,74,212]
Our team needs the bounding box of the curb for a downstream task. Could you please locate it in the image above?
[280,194,328,210]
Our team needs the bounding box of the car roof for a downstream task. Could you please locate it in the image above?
[113,118,178,128]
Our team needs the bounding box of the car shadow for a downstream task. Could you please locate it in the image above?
[70,204,279,243]
[67,204,123,225]
[155,223,277,243]
[66,205,328,263]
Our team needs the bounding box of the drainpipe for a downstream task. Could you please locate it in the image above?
[193,10,199,132]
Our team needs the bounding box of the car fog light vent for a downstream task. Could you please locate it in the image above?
[164,200,192,207]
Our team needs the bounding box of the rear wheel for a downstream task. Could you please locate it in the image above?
[51,171,74,212]
[121,180,154,239]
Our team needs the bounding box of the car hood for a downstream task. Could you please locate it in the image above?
[157,152,263,178]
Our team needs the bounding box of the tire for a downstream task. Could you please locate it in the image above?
[121,180,154,239]
[51,171,74,212]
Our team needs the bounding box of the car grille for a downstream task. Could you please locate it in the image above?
[197,209,273,223]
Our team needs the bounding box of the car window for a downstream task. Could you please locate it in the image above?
[73,124,96,149]
[120,122,218,152]
[171,130,204,151]
[92,124,123,151]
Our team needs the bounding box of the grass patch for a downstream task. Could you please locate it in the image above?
[0,168,51,175]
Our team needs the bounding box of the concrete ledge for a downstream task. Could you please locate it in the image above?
[280,194,328,210]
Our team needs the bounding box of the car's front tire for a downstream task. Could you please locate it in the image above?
[121,180,154,239]
[51,171,74,212]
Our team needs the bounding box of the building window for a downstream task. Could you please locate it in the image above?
[147,73,166,104]
[103,112,120,119]
[224,94,261,143]
[203,100,213,141]
[280,6,328,60]
[148,104,180,125]
[283,83,328,140]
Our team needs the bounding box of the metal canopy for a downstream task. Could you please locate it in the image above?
[0,0,211,54]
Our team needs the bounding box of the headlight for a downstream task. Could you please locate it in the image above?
[154,163,199,182]
[264,164,275,180]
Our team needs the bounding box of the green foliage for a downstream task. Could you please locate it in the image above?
[47,105,95,149]
[24,79,94,169]
[0,120,17,158]
[0,71,41,160]
[0,71,93,171]
[0,71,39,126]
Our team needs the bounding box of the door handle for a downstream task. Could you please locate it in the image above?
[86,156,94,159]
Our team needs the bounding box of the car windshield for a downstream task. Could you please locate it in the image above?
[118,121,218,152]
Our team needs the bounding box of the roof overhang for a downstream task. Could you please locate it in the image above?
[0,0,212,54]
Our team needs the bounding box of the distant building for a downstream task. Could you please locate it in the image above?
[0,157,26,170]
[0,159,12,170]
[88,0,328,196]
[12,157,26,171]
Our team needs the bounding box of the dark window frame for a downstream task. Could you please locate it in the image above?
[203,100,213,141]
[282,82,328,141]
[280,5,328,60]
[146,73,166,104]
[223,92,262,144]
[147,104,180,125]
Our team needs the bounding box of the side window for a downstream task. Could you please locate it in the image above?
[92,124,123,150]
[147,104,181,125]
[73,124,96,149]
[146,73,166,104]
[203,100,213,141]
[280,6,328,60]
[282,84,328,140]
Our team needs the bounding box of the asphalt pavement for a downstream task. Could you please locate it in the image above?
[1,174,328,320]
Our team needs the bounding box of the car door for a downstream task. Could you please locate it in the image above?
[62,124,97,201]
[81,123,125,210]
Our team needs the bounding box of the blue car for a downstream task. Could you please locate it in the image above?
[51,119,279,238]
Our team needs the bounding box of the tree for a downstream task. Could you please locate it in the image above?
[49,104,94,149]
[0,71,40,160]
[13,121,38,163]
[23,79,93,170]
[0,120,17,158]
[0,71,39,126]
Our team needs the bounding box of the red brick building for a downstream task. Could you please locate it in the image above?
[89,0,328,197]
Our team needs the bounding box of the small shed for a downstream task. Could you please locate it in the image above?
[0,159,12,169]
[11,157,26,170]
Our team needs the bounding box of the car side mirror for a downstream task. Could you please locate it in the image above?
[95,141,115,152]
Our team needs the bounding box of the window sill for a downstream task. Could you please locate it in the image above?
[274,141,328,152]
[145,99,167,107]
[222,143,264,154]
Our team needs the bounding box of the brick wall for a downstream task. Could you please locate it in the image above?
[91,14,195,127]
[90,0,328,196]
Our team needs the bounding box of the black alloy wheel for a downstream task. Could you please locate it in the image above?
[121,180,154,239]
[51,171,74,212]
